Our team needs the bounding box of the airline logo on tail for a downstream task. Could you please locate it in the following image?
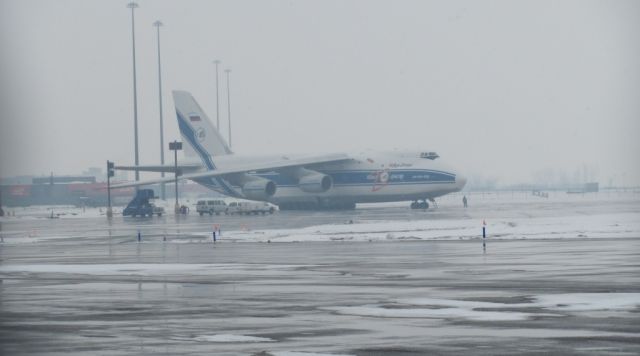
[195,128,206,142]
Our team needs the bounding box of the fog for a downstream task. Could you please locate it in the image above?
[1,0,639,186]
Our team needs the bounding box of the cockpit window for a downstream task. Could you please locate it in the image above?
[420,152,439,160]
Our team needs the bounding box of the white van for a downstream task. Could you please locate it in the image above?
[226,201,276,215]
[196,199,227,216]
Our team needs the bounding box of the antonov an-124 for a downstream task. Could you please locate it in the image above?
[113,91,467,210]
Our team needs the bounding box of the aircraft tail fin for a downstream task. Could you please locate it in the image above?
[172,90,232,162]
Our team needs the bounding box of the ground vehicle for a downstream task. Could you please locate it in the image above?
[122,189,165,217]
[226,201,276,215]
[196,199,227,216]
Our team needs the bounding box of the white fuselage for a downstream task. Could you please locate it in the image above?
[188,151,466,206]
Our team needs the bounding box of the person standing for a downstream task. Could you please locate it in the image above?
[0,189,4,217]
[462,195,468,208]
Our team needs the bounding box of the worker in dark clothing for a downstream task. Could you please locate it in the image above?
[462,195,468,208]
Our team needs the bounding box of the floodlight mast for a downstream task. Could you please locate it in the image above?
[153,20,166,200]
[213,60,221,130]
[127,2,140,183]
[225,68,232,149]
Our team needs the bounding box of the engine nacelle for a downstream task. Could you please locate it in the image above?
[240,176,277,201]
[298,173,333,193]
[283,167,333,193]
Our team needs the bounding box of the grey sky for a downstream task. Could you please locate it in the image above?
[1,0,639,185]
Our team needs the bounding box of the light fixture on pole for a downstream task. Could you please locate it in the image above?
[169,141,183,214]
[213,60,221,130]
[225,68,232,148]
[153,20,166,200]
[127,1,140,183]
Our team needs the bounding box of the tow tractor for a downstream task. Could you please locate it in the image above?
[123,189,165,217]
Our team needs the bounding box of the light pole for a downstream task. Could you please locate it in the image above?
[169,141,183,214]
[154,20,166,200]
[106,161,114,218]
[213,60,221,130]
[225,68,232,148]
[127,2,140,182]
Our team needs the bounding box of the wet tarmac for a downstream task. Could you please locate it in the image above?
[1,194,639,355]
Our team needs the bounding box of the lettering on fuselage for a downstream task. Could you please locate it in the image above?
[388,162,413,168]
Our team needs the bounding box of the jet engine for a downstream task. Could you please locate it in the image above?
[288,167,333,193]
[238,176,277,201]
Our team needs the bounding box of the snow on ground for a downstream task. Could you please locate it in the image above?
[269,352,356,356]
[0,205,108,220]
[220,212,640,242]
[192,334,275,343]
[399,294,640,312]
[1,191,638,244]
[324,305,539,321]
[212,192,640,242]
[326,293,640,322]
[0,263,315,276]
[532,293,640,311]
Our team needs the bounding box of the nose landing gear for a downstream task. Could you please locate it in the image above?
[410,199,429,210]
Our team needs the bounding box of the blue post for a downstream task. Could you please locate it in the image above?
[482,219,487,251]
[482,225,486,251]
[213,231,216,243]
[137,230,141,243]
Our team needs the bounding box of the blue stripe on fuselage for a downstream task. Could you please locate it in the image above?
[255,169,455,187]
[176,110,239,197]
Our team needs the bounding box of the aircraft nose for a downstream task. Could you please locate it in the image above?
[456,174,467,190]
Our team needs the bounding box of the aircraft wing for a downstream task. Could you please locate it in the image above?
[115,163,203,173]
[111,153,351,189]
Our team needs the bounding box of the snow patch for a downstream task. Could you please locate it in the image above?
[214,212,640,243]
[533,293,640,311]
[327,293,640,321]
[270,352,356,356]
[325,305,535,321]
[193,334,274,343]
[399,294,640,312]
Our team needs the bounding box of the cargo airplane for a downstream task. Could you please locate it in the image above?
[113,91,467,210]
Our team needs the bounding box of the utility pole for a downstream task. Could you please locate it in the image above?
[169,141,183,214]
[154,20,166,200]
[127,2,140,182]
[225,68,232,148]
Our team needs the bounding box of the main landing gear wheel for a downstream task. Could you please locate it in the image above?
[410,200,429,210]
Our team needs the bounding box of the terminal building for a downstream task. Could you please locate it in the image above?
[0,175,213,207]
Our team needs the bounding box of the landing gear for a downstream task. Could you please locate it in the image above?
[428,198,437,208]
[410,199,429,210]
